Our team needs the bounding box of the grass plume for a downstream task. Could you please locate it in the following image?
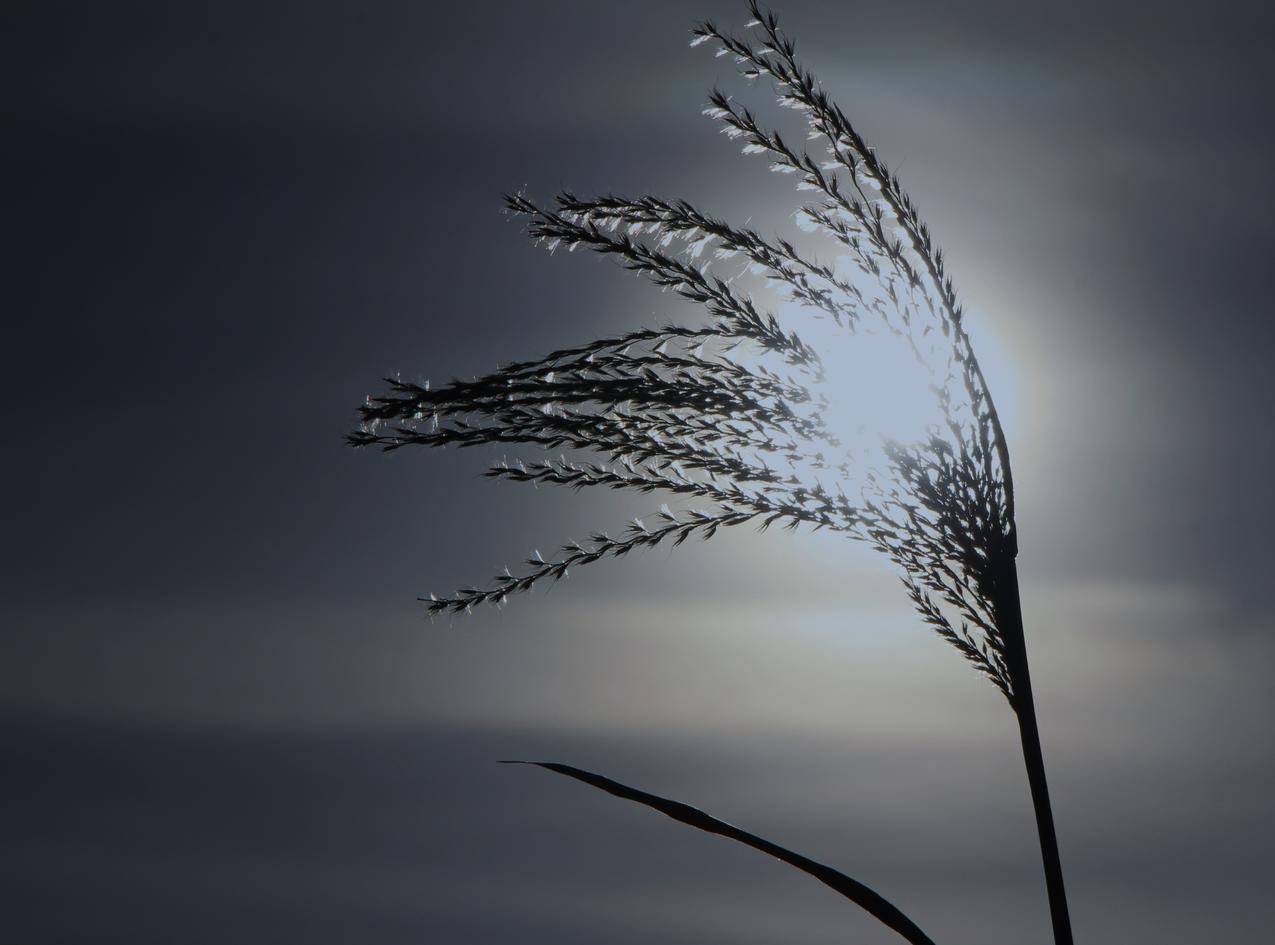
[350,3,1074,942]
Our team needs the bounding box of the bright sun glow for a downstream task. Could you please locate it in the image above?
[786,299,1020,476]
[818,325,943,447]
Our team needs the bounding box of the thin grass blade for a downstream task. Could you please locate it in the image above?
[503,760,938,945]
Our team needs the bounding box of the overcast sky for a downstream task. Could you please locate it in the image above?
[3,2,1273,943]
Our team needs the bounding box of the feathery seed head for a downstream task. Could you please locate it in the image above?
[353,2,1020,701]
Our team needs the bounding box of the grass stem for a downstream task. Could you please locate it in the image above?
[999,559,1074,945]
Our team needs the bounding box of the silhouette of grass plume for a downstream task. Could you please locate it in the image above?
[350,3,1074,942]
